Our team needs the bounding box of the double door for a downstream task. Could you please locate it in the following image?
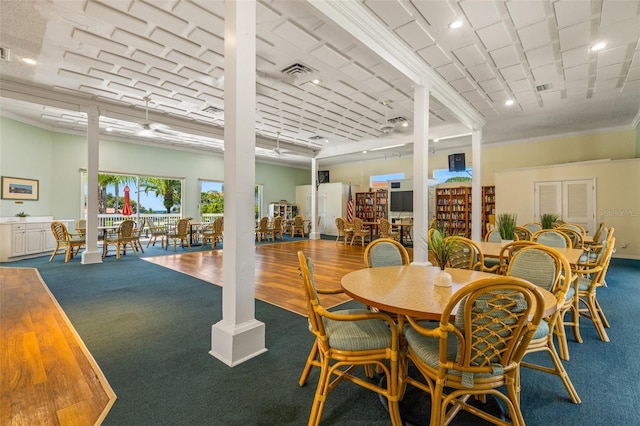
[534,179,595,234]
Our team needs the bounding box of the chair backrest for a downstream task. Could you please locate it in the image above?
[75,219,87,236]
[532,229,572,248]
[272,216,282,231]
[175,218,190,235]
[335,217,346,232]
[557,227,583,249]
[364,238,410,268]
[118,219,137,238]
[51,221,70,242]
[497,240,539,274]
[562,223,586,236]
[514,226,532,241]
[592,237,616,287]
[211,217,223,233]
[523,222,542,233]
[257,217,269,230]
[592,222,606,242]
[408,276,544,387]
[297,251,328,341]
[293,215,304,226]
[485,228,502,243]
[506,245,570,300]
[446,236,483,270]
[352,217,364,232]
[377,218,392,237]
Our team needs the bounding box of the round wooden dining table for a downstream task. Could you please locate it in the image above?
[341,265,558,322]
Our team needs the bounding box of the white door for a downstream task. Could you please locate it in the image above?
[534,179,596,234]
[562,179,595,234]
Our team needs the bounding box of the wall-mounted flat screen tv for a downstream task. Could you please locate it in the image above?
[390,190,413,212]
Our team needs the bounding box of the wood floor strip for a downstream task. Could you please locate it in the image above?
[0,267,116,426]
[142,239,381,316]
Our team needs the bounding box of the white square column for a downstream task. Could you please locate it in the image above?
[210,0,266,366]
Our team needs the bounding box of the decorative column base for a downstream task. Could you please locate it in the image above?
[210,319,267,367]
[81,250,103,264]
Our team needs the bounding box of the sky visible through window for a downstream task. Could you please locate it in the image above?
[104,181,224,212]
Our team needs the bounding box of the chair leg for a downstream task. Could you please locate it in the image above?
[299,340,320,387]
[582,293,610,342]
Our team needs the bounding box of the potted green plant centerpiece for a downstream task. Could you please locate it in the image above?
[496,213,517,245]
[428,227,456,287]
[540,213,560,229]
[15,211,28,221]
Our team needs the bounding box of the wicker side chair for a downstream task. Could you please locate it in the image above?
[363,238,410,268]
[268,216,284,241]
[377,218,400,240]
[291,215,306,238]
[255,217,270,242]
[334,217,353,245]
[402,276,545,426]
[523,222,542,233]
[166,218,191,251]
[297,251,401,425]
[532,229,572,248]
[103,219,137,259]
[566,237,616,344]
[557,227,584,250]
[201,218,224,249]
[445,236,499,273]
[147,220,167,248]
[350,217,370,246]
[506,245,581,403]
[514,226,532,241]
[49,221,85,263]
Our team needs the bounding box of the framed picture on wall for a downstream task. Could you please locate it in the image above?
[1,176,39,201]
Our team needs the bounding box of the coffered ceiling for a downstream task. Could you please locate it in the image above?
[0,0,638,168]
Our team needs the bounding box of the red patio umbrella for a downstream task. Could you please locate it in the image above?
[121,185,133,216]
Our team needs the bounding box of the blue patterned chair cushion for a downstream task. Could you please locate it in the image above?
[532,319,550,339]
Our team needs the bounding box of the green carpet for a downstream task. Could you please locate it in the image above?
[5,252,640,425]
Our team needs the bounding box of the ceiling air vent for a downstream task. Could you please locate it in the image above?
[202,105,223,114]
[387,116,408,124]
[536,83,551,92]
[309,135,325,141]
[0,47,11,61]
[280,62,315,77]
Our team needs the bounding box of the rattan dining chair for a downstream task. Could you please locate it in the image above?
[334,217,353,245]
[255,217,270,242]
[297,251,401,426]
[291,215,306,238]
[523,222,542,233]
[377,218,400,241]
[363,238,410,268]
[402,276,545,426]
[350,217,370,246]
[532,229,572,248]
[146,220,167,248]
[566,237,616,344]
[446,236,500,273]
[506,245,581,403]
[166,218,191,251]
[49,221,85,263]
[103,219,137,259]
[268,215,284,241]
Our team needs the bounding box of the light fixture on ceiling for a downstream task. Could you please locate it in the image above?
[431,132,472,143]
[505,99,515,106]
[311,78,322,85]
[21,57,37,65]
[370,143,406,152]
[591,42,606,51]
[449,19,463,29]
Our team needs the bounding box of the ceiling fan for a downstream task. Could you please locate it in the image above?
[273,131,292,156]
[378,100,410,135]
[136,97,177,137]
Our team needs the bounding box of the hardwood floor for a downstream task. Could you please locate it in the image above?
[143,239,401,315]
[0,267,116,426]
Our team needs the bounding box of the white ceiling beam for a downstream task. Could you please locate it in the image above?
[307,0,486,131]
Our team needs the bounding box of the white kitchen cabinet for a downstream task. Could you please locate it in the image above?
[0,220,72,262]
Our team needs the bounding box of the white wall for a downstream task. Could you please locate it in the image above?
[0,117,312,221]
[495,159,640,259]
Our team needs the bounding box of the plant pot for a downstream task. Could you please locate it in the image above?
[501,239,514,247]
[434,269,453,287]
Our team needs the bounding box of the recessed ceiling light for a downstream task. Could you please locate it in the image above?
[505,99,515,106]
[449,20,463,29]
[591,42,606,51]
[324,139,329,143]
[401,121,409,127]
[433,138,440,143]
[362,150,368,154]
[21,57,37,65]
[311,79,321,85]
[105,127,113,132]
